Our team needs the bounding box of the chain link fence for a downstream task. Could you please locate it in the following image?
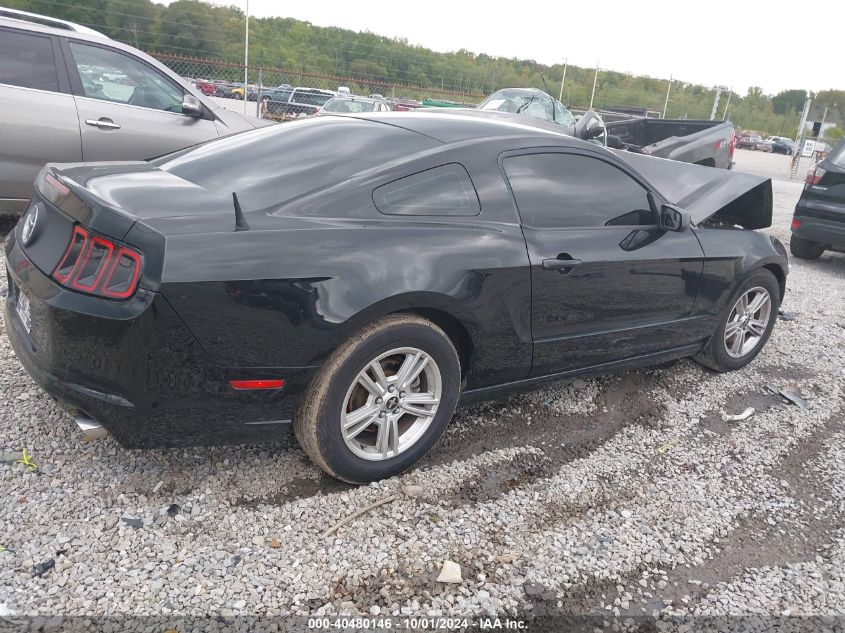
[150,52,484,120]
[152,52,758,129]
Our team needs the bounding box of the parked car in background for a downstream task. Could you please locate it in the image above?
[0,6,269,216]
[477,87,577,127]
[264,86,335,117]
[769,136,794,155]
[790,138,845,259]
[755,137,774,152]
[231,85,259,101]
[194,79,216,96]
[737,134,762,150]
[6,111,786,482]
[389,98,422,111]
[321,96,391,114]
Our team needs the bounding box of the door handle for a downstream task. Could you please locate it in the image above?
[542,255,582,272]
[85,118,121,130]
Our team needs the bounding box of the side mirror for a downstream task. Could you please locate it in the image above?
[582,124,606,140]
[660,204,691,232]
[182,94,203,118]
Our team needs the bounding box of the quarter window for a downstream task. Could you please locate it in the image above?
[504,153,655,228]
[373,164,480,216]
[0,30,59,91]
[69,42,183,113]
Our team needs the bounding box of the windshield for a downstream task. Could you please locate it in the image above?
[478,89,575,126]
[323,98,376,113]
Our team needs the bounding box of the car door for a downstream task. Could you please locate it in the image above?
[502,150,706,376]
[62,39,220,162]
[0,26,80,214]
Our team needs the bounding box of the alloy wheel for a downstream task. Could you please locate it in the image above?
[341,347,442,461]
[723,286,772,359]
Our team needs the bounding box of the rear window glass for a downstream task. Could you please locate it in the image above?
[155,118,438,210]
[828,140,845,169]
[324,98,376,113]
[0,30,58,91]
[373,164,480,216]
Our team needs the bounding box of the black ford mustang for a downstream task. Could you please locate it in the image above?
[5,112,787,483]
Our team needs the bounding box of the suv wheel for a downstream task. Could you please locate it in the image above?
[294,314,460,483]
[790,236,825,260]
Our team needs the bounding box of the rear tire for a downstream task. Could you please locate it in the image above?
[294,314,460,484]
[694,269,780,372]
[790,235,825,259]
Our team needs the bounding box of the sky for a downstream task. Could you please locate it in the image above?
[162,0,840,95]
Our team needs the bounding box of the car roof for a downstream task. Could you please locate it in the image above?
[293,87,335,94]
[0,7,108,38]
[328,96,382,104]
[345,110,584,146]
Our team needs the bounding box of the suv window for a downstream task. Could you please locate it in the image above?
[69,42,183,113]
[828,140,845,169]
[504,153,655,228]
[373,164,480,216]
[0,29,59,92]
[292,90,333,106]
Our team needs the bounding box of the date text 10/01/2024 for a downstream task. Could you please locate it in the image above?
[307,617,528,629]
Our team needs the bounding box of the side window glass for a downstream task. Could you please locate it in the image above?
[0,30,59,91]
[69,42,183,113]
[504,153,655,228]
[373,164,480,216]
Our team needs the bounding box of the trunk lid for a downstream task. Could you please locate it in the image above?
[37,162,238,240]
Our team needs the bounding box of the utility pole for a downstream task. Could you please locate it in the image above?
[790,97,812,178]
[662,75,672,118]
[243,0,249,115]
[589,62,599,110]
[722,88,733,119]
[710,86,723,120]
[817,106,829,139]
[558,58,567,103]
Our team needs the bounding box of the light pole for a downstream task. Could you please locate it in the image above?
[558,58,567,103]
[662,75,672,118]
[589,62,598,110]
[243,0,249,115]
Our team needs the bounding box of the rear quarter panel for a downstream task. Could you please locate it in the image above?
[160,220,532,389]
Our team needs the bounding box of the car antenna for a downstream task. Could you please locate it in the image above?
[232,192,250,231]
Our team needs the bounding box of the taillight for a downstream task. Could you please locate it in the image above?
[52,226,142,299]
[44,173,70,196]
[806,165,826,185]
[791,218,801,230]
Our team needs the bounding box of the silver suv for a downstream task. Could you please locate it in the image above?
[0,7,269,216]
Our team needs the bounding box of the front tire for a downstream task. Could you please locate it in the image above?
[790,235,825,259]
[694,269,780,372]
[294,314,460,483]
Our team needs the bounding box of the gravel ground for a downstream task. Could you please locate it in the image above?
[0,149,843,626]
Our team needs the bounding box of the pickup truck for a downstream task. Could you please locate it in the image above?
[605,118,736,168]
[474,89,735,168]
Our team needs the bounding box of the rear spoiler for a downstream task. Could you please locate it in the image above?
[615,151,772,229]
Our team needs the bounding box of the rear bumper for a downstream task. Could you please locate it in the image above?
[792,200,845,250]
[4,233,315,447]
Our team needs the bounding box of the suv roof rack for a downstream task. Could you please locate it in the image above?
[0,6,107,37]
